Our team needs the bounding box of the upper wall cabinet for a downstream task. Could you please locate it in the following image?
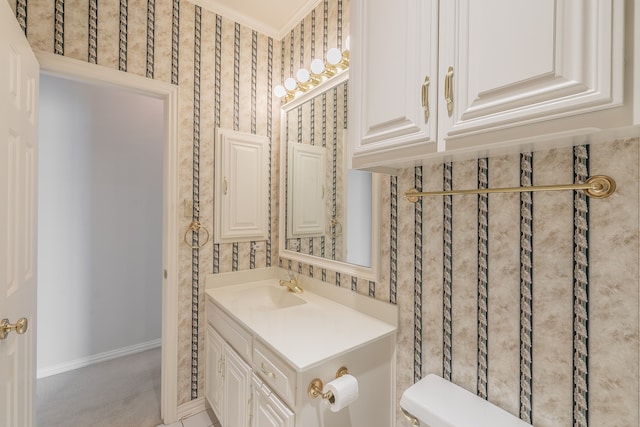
[214,128,269,243]
[350,0,634,173]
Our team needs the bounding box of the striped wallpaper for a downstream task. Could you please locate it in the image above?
[10,0,639,425]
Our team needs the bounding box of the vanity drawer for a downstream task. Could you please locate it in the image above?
[206,298,252,363]
[253,339,297,407]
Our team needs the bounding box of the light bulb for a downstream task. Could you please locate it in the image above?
[310,58,325,75]
[273,84,287,98]
[345,35,350,50]
[296,68,311,83]
[327,48,342,66]
[284,77,297,91]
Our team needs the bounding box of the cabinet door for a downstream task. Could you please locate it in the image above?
[287,142,325,238]
[206,327,225,425]
[215,128,269,243]
[438,0,624,149]
[251,375,294,427]
[224,346,252,427]
[350,0,439,171]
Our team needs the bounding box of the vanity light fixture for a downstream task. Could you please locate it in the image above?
[274,38,350,104]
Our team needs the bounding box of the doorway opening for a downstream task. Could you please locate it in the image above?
[36,74,164,426]
[35,52,180,425]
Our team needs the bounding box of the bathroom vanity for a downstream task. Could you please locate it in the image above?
[205,268,397,427]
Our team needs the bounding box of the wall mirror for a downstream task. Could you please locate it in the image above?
[279,72,380,281]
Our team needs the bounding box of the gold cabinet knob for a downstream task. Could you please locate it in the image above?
[0,317,28,340]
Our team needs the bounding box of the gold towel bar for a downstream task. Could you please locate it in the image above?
[404,175,616,203]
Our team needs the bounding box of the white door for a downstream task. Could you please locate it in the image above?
[438,0,623,147]
[287,142,326,238]
[224,347,252,427]
[215,128,269,243]
[205,326,225,424]
[0,2,39,427]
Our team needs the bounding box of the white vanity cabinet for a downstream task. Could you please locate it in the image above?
[206,297,293,427]
[350,0,632,172]
[204,272,397,427]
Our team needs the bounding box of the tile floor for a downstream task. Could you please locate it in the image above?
[156,408,220,427]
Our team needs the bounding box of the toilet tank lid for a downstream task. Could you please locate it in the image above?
[400,374,532,427]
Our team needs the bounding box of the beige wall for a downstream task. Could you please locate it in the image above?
[15,0,639,425]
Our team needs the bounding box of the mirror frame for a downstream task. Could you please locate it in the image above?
[278,71,381,281]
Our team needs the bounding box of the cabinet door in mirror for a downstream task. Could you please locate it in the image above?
[287,142,326,238]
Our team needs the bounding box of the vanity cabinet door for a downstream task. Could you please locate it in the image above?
[251,374,294,427]
[438,0,625,150]
[350,0,439,172]
[224,347,252,427]
[206,326,225,424]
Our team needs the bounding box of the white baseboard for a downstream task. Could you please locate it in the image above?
[37,338,161,379]
[177,397,206,420]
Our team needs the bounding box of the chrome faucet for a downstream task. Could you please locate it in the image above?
[279,275,303,293]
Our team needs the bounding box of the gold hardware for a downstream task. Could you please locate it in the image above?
[421,76,430,123]
[260,363,276,379]
[308,378,329,400]
[329,218,343,236]
[223,177,228,195]
[401,408,420,426]
[404,175,616,202]
[0,317,28,340]
[445,66,454,116]
[183,220,211,249]
[308,367,350,402]
[279,276,304,293]
[335,366,349,378]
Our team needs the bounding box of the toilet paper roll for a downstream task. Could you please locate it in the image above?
[323,374,359,412]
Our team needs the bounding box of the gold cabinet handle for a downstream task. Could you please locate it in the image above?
[421,76,430,123]
[223,177,228,195]
[445,66,454,116]
[260,363,276,379]
[0,317,28,340]
[401,408,419,426]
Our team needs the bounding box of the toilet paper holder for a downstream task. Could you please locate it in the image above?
[307,366,350,403]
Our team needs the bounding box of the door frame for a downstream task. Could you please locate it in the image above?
[35,51,180,423]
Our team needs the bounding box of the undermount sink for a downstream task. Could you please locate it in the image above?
[232,284,307,311]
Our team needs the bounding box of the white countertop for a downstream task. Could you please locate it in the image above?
[206,278,397,371]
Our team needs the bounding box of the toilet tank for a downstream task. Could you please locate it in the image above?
[400,374,533,427]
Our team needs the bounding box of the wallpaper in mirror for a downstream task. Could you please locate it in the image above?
[285,81,372,267]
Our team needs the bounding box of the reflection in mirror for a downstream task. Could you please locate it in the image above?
[284,80,372,268]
